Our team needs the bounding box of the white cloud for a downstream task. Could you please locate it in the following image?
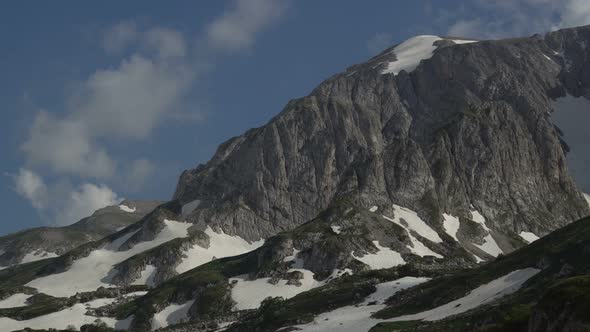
[22,27,193,180]
[126,159,156,191]
[22,111,116,178]
[12,169,121,226]
[366,32,394,54]
[16,1,290,227]
[71,54,193,139]
[103,21,138,55]
[14,169,48,210]
[206,0,290,52]
[444,0,590,39]
[447,19,486,38]
[22,0,290,181]
[144,27,187,59]
[54,183,121,226]
[557,0,590,29]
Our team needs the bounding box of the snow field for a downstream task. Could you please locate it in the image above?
[27,219,192,297]
[351,241,405,269]
[176,226,264,274]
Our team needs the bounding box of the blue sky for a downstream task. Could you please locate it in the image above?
[2,0,589,235]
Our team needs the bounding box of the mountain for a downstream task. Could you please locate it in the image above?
[0,200,162,269]
[174,30,589,246]
[223,213,590,332]
[2,25,590,332]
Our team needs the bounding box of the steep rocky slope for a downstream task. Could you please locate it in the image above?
[174,27,590,246]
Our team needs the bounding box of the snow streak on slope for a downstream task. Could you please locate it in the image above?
[382,36,442,75]
[132,264,157,287]
[176,227,264,274]
[0,298,133,331]
[151,300,195,330]
[390,205,443,243]
[292,277,430,332]
[383,205,443,258]
[519,232,540,243]
[388,268,541,322]
[381,36,476,76]
[119,204,136,213]
[230,270,323,310]
[0,293,30,308]
[331,225,342,234]
[442,213,460,241]
[352,241,405,269]
[470,209,503,257]
[27,219,192,297]
[21,250,58,264]
[230,249,348,311]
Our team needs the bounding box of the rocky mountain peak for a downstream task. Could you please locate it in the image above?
[174,26,590,246]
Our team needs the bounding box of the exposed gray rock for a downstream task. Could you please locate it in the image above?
[173,27,590,253]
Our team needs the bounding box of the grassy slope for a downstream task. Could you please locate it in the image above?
[368,217,590,331]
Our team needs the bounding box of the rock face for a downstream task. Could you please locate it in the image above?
[0,200,162,267]
[174,27,590,243]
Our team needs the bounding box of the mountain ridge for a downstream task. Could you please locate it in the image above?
[174,26,590,245]
[2,25,590,332]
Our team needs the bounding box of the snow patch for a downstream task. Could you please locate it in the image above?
[584,193,590,207]
[388,268,541,322]
[389,205,443,243]
[291,277,430,332]
[519,232,540,243]
[151,300,195,330]
[27,219,192,297]
[470,209,503,257]
[331,225,342,234]
[382,205,443,258]
[283,248,301,264]
[181,199,201,216]
[382,35,442,75]
[451,39,478,45]
[230,268,323,310]
[132,264,157,287]
[119,204,136,213]
[0,293,31,308]
[442,213,460,241]
[473,254,484,263]
[474,235,504,258]
[352,241,405,269]
[21,250,58,264]
[230,247,345,311]
[0,298,132,330]
[470,209,489,231]
[176,227,264,274]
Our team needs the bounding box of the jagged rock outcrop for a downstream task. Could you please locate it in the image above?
[174,27,590,246]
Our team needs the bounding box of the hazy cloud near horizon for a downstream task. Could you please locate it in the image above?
[445,0,590,39]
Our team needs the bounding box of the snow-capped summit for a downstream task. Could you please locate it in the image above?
[381,35,477,75]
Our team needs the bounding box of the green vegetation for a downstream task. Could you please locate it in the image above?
[230,274,377,332]
[374,216,590,319]
[111,251,260,330]
[0,285,147,321]
[0,260,55,289]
